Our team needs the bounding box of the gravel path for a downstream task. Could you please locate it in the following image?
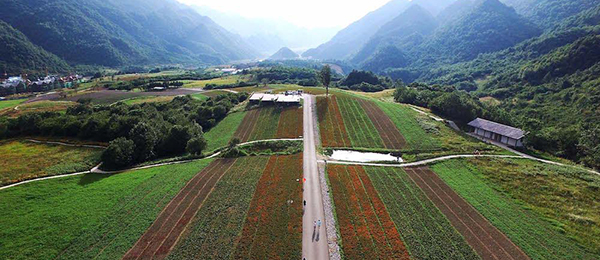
[318,162,342,260]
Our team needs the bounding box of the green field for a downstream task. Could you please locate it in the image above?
[0,140,102,186]
[248,107,280,141]
[190,93,210,101]
[167,157,269,259]
[0,99,26,110]
[120,96,175,105]
[182,75,244,88]
[336,97,385,148]
[375,102,440,150]
[363,166,479,259]
[431,159,599,259]
[205,111,247,152]
[0,159,213,259]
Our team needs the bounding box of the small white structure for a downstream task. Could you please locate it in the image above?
[248,92,302,106]
[261,94,278,103]
[249,93,265,104]
[468,118,526,148]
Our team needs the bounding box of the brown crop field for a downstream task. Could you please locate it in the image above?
[233,154,303,259]
[233,109,261,142]
[316,96,350,147]
[328,165,410,260]
[276,107,303,138]
[404,167,529,260]
[358,99,406,149]
[123,159,236,260]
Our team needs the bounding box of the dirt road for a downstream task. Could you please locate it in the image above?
[302,94,330,260]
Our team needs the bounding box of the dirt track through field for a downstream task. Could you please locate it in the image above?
[358,99,406,149]
[404,167,530,260]
[233,109,261,142]
[122,159,236,260]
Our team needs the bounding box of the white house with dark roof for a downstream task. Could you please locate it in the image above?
[468,118,527,148]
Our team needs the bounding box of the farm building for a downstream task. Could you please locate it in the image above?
[248,92,302,106]
[468,118,526,148]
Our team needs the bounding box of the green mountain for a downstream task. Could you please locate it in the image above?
[0,21,70,74]
[502,0,599,29]
[351,4,438,66]
[269,47,300,60]
[0,0,257,69]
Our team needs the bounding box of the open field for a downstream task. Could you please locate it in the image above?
[0,139,102,186]
[0,99,26,110]
[167,156,269,260]
[431,158,600,259]
[358,99,406,149]
[363,166,480,259]
[0,159,213,259]
[405,166,529,260]
[205,111,247,152]
[182,75,247,89]
[123,159,236,260]
[201,90,231,97]
[233,154,303,259]
[327,165,410,259]
[234,109,262,142]
[0,101,77,117]
[316,96,351,148]
[248,107,280,141]
[121,96,175,105]
[276,107,304,138]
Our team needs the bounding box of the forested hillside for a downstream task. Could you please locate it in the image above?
[0,21,70,74]
[0,0,257,71]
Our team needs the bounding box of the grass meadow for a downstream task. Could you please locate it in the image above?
[205,111,247,152]
[0,140,102,186]
[0,159,213,260]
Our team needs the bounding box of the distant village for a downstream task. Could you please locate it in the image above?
[0,73,84,97]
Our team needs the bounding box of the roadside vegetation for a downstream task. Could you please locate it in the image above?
[0,159,213,259]
[0,139,102,186]
[431,158,600,258]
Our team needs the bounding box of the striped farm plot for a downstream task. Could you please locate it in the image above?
[233,154,303,259]
[362,166,480,260]
[336,96,385,149]
[375,101,441,151]
[167,157,270,260]
[316,96,351,148]
[327,165,410,260]
[233,107,304,143]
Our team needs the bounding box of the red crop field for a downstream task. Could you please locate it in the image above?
[316,96,350,147]
[328,165,410,260]
[358,99,406,149]
[276,107,303,138]
[233,109,261,142]
[404,167,529,260]
[122,159,236,260]
[233,154,303,259]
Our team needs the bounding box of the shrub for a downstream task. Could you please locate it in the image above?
[186,137,207,155]
[102,138,135,168]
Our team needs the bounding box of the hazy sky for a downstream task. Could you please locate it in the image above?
[176,0,391,28]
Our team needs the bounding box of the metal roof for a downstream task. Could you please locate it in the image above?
[277,95,301,103]
[468,118,526,139]
[249,93,264,101]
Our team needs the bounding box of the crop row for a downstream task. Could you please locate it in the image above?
[431,160,594,259]
[232,154,303,259]
[233,109,261,142]
[363,166,480,260]
[336,97,385,148]
[358,99,407,149]
[316,96,351,147]
[167,157,270,260]
[327,165,410,259]
[375,102,440,151]
[275,107,303,138]
[248,107,281,141]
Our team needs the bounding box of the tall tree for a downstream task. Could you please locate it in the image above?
[319,65,332,96]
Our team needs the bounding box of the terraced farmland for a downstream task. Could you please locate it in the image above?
[363,166,480,260]
[233,154,303,259]
[431,159,599,259]
[167,157,270,260]
[327,165,410,260]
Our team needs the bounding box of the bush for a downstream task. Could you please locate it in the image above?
[102,138,135,168]
[186,137,207,155]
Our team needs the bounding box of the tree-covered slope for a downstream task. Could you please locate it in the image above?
[0,0,257,68]
[269,47,300,60]
[0,21,70,74]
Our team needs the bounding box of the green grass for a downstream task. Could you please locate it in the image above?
[190,93,209,101]
[205,111,247,152]
[167,157,269,259]
[0,140,102,186]
[0,159,213,260]
[336,97,385,149]
[375,102,440,150]
[0,99,26,110]
[120,96,175,105]
[182,75,243,88]
[248,107,280,141]
[364,166,480,260]
[431,158,599,259]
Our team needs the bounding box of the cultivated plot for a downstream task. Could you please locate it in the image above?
[327,165,410,259]
[234,106,304,143]
[233,154,303,259]
[336,96,385,148]
[431,159,599,259]
[316,96,351,148]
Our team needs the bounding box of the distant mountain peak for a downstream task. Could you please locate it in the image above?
[269,47,300,60]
